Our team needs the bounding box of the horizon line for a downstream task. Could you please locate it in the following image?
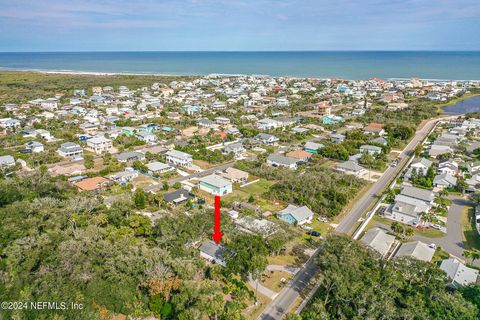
[1,50,480,54]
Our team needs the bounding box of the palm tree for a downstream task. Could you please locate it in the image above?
[391,222,404,236]
[463,249,480,264]
[420,211,435,226]
[404,227,414,238]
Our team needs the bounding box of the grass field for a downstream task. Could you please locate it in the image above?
[261,270,291,292]
[461,207,480,250]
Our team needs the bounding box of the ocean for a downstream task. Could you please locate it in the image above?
[0,51,480,80]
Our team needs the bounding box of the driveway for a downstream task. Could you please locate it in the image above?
[414,197,472,260]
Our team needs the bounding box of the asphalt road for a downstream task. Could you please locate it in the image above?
[258,253,320,320]
[335,118,441,234]
[258,116,452,320]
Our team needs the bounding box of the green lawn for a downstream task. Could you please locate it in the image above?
[461,207,480,250]
[240,179,275,195]
[366,215,445,238]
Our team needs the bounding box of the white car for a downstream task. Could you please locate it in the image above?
[431,224,442,230]
[428,243,437,249]
[301,225,313,231]
[318,217,328,223]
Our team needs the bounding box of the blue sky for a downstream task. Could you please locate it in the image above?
[0,0,479,51]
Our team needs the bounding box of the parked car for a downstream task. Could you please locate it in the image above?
[431,224,442,230]
[301,225,313,231]
[307,230,321,237]
[318,216,328,223]
[428,243,437,249]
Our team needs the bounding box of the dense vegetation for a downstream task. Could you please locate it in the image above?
[0,172,292,319]
[0,71,193,103]
[299,235,478,320]
[234,162,364,216]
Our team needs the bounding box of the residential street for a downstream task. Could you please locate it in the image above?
[336,117,445,234]
[373,196,480,267]
[258,116,454,320]
[258,252,319,320]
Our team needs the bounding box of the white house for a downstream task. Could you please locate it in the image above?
[136,131,157,143]
[257,118,279,130]
[336,161,367,177]
[395,241,435,262]
[360,145,382,155]
[440,258,479,288]
[165,150,193,167]
[57,142,83,160]
[255,133,279,145]
[0,155,15,168]
[86,136,113,154]
[25,141,44,153]
[146,161,175,175]
[360,227,395,257]
[433,173,457,189]
[267,154,298,169]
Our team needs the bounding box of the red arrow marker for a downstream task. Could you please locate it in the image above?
[212,195,223,244]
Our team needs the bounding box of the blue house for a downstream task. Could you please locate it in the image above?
[180,105,200,115]
[304,141,324,154]
[277,204,314,225]
[198,174,233,196]
[322,115,344,125]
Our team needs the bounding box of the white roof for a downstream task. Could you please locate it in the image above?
[199,174,232,188]
[395,241,435,262]
[440,258,479,287]
[146,161,172,171]
[361,227,395,256]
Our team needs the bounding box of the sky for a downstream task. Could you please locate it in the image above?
[0,0,479,52]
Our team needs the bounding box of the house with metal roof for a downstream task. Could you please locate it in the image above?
[114,151,145,163]
[198,240,228,266]
[164,189,196,205]
[277,204,314,225]
[146,161,175,175]
[57,142,83,160]
[165,150,193,167]
[198,174,233,196]
[304,141,324,153]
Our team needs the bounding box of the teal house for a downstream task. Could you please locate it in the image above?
[122,127,136,136]
[198,174,233,196]
[322,115,345,125]
[304,141,324,154]
[277,204,314,225]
